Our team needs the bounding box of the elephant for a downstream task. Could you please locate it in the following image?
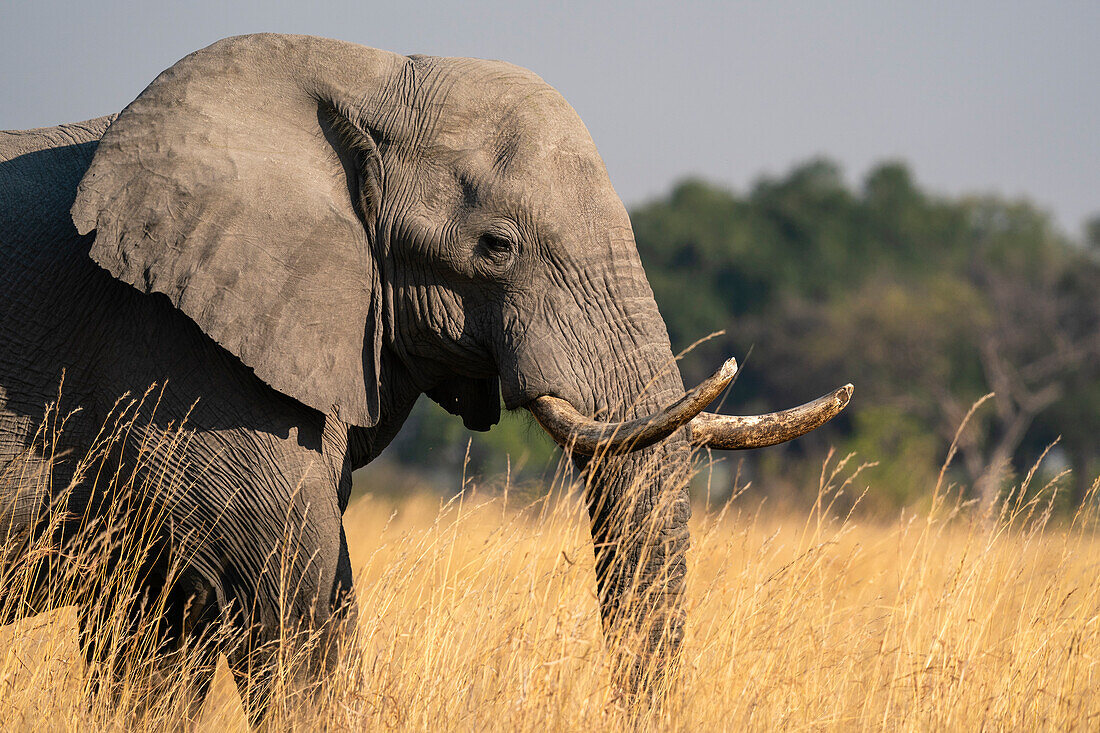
[0,34,851,720]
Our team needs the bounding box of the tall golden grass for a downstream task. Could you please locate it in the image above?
[1,396,1098,730]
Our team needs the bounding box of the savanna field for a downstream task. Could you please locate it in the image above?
[2,441,1098,731]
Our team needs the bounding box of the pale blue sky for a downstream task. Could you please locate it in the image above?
[3,0,1097,235]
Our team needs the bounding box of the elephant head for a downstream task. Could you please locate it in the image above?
[71,34,850,686]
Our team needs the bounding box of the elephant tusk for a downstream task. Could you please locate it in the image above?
[526,357,739,455]
[688,384,854,450]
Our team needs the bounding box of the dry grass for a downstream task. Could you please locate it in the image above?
[1,403,1099,730]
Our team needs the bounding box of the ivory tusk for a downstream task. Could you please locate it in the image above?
[526,358,738,455]
[688,384,854,450]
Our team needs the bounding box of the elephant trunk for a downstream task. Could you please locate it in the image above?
[573,352,695,692]
[501,308,693,689]
[582,435,694,691]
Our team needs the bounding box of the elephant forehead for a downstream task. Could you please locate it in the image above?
[416,64,601,166]
[406,140,614,231]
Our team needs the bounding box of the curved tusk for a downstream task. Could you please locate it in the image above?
[526,358,739,455]
[688,384,854,450]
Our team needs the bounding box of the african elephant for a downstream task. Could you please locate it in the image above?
[0,34,851,719]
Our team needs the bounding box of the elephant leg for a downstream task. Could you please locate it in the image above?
[224,626,277,729]
[77,568,222,722]
[320,524,359,668]
[224,521,357,726]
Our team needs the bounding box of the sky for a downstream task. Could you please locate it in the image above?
[3,0,1097,236]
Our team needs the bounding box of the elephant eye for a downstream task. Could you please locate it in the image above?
[477,233,515,257]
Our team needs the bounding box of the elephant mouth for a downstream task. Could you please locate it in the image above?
[426,375,502,432]
[525,356,853,455]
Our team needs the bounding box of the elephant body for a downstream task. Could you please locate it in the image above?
[0,33,849,722]
[0,37,693,716]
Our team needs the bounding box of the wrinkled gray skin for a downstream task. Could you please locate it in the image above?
[0,35,691,718]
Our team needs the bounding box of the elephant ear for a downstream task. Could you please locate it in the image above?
[72,34,402,427]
